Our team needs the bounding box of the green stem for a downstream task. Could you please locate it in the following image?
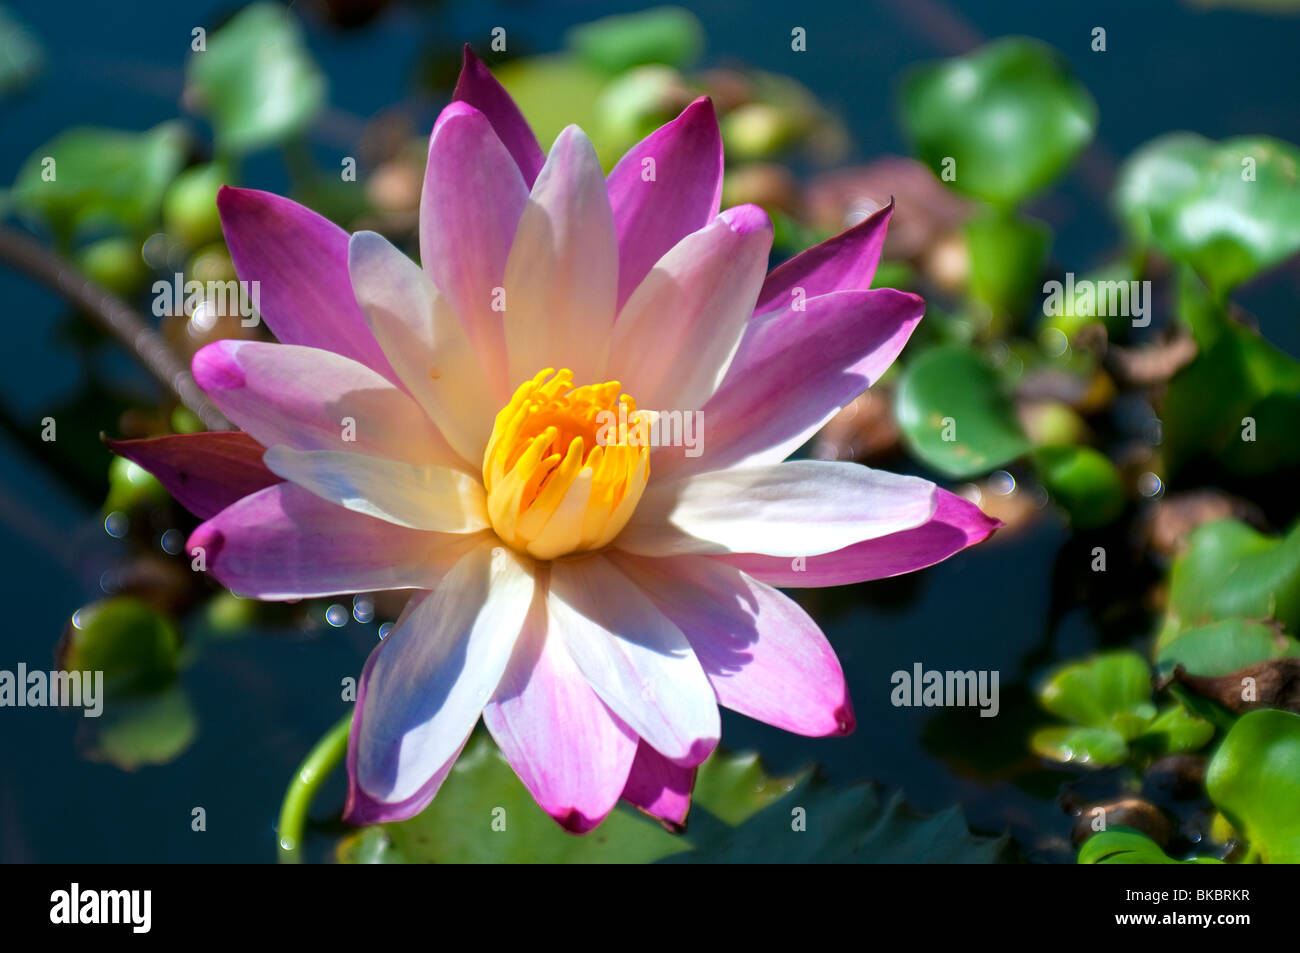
[277,712,352,864]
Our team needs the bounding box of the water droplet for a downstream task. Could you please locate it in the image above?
[160,528,183,555]
[325,604,348,627]
[353,596,375,624]
[104,511,129,538]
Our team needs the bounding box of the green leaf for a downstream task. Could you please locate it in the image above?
[62,597,182,697]
[1206,709,1300,863]
[1158,518,1300,650]
[894,344,1031,478]
[1157,618,1300,677]
[1033,652,1157,766]
[566,6,703,73]
[1115,133,1300,294]
[496,56,613,165]
[1139,704,1216,754]
[163,162,228,248]
[1035,445,1126,530]
[185,3,326,155]
[91,685,198,771]
[1078,827,1222,864]
[898,37,1097,207]
[1162,320,1300,476]
[10,123,186,239]
[963,211,1051,332]
[1030,724,1130,766]
[339,736,1003,863]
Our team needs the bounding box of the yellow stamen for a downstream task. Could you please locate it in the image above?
[483,369,651,559]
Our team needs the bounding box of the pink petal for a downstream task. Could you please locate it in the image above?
[191,340,461,469]
[620,741,696,832]
[483,591,638,833]
[106,431,279,519]
[717,488,1001,587]
[607,97,724,310]
[186,482,485,599]
[216,186,398,383]
[419,102,529,399]
[657,288,924,480]
[613,553,854,737]
[452,45,545,188]
[754,200,894,315]
[607,204,771,411]
[502,126,618,386]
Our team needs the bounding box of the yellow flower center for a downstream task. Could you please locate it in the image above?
[482,368,651,560]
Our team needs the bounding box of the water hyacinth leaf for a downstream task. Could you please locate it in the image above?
[184,3,326,155]
[1157,618,1300,677]
[566,6,704,73]
[1206,709,1300,863]
[963,211,1051,331]
[10,122,186,238]
[163,162,228,248]
[1033,652,1157,765]
[1158,518,1300,650]
[1034,445,1126,530]
[898,37,1097,207]
[1078,827,1222,864]
[895,345,1031,478]
[1115,133,1300,294]
[338,736,1003,863]
[1162,321,1300,477]
[90,685,198,771]
[495,57,613,165]
[1138,704,1216,755]
[60,597,181,697]
[1030,724,1129,766]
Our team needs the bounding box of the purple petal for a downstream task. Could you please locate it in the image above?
[483,592,638,833]
[607,97,724,309]
[717,488,1001,587]
[187,482,485,599]
[106,431,279,520]
[657,288,924,480]
[754,200,894,315]
[620,740,696,832]
[613,553,854,737]
[452,45,545,188]
[216,186,398,384]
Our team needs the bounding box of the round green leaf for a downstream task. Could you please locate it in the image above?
[1157,618,1300,677]
[898,37,1097,207]
[185,3,325,155]
[1031,724,1130,766]
[1207,709,1300,863]
[62,597,181,696]
[895,344,1031,478]
[11,122,185,238]
[1115,133,1300,293]
[1035,445,1126,530]
[566,6,703,73]
[1139,704,1216,754]
[1078,826,1222,864]
[93,685,197,771]
[1038,651,1155,733]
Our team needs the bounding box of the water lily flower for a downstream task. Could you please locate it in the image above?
[112,47,999,833]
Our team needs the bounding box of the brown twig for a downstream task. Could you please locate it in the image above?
[0,225,229,430]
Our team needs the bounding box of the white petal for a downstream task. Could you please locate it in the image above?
[548,555,719,765]
[263,445,489,532]
[357,540,535,802]
[616,461,937,557]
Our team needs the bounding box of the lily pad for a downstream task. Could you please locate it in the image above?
[1034,445,1126,530]
[1078,827,1222,864]
[338,736,1004,863]
[90,685,198,771]
[898,37,1097,208]
[1115,133,1300,294]
[895,344,1031,478]
[1206,709,1300,863]
[185,3,326,155]
[11,123,186,239]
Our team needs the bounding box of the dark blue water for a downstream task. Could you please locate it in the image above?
[2,0,1298,862]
